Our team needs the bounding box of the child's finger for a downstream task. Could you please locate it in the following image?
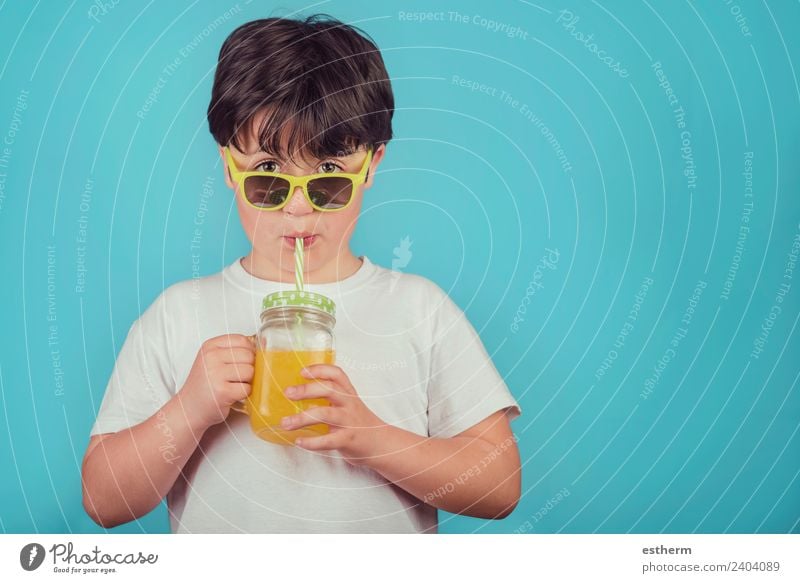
[294,432,338,451]
[281,406,342,430]
[299,364,351,388]
[218,347,256,364]
[223,363,254,383]
[207,334,255,350]
[224,382,252,402]
[284,380,342,403]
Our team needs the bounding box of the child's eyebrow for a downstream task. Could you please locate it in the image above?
[245,149,356,162]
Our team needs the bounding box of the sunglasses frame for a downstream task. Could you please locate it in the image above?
[224,145,373,212]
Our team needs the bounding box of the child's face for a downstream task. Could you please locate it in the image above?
[219,124,384,280]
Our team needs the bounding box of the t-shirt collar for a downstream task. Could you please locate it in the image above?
[224,254,377,297]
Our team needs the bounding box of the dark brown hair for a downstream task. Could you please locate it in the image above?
[207,14,394,160]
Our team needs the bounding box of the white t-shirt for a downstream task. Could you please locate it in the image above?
[90,256,521,533]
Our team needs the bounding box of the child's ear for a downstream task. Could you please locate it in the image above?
[364,143,386,190]
[218,145,235,190]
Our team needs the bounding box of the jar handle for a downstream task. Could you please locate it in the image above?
[230,333,257,414]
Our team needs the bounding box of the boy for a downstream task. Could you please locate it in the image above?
[82,15,521,533]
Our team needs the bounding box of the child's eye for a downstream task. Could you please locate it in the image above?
[318,161,341,174]
[256,160,280,173]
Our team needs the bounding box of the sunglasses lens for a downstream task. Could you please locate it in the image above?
[306,177,354,210]
[244,175,292,208]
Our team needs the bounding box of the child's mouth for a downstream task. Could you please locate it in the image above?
[283,235,317,249]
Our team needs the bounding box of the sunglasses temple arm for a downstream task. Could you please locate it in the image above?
[364,151,373,182]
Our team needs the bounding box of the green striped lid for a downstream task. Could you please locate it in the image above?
[261,290,336,318]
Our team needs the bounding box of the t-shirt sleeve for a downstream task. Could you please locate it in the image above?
[90,291,176,436]
[425,283,521,438]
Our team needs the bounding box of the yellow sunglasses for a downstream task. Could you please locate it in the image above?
[224,146,373,212]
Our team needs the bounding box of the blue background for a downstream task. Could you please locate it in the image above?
[0,0,798,534]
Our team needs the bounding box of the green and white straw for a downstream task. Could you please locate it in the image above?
[294,237,305,290]
[293,237,305,349]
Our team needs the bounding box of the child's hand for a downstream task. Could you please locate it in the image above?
[281,365,386,464]
[178,334,255,428]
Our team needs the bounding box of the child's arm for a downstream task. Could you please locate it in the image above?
[280,365,521,519]
[81,334,254,528]
[360,410,520,519]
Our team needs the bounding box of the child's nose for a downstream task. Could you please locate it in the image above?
[282,185,314,215]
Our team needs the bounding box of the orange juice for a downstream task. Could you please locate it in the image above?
[246,348,335,445]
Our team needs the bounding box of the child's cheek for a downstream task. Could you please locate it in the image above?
[236,210,276,255]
